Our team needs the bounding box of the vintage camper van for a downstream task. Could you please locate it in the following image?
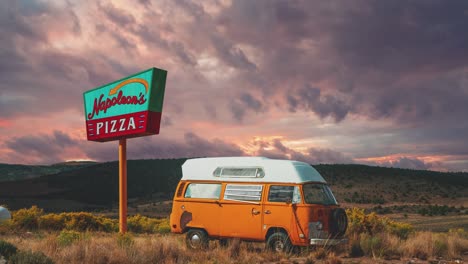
[170,157,347,252]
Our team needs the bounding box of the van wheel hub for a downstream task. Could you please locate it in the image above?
[266,232,292,253]
[273,240,284,252]
[186,229,209,249]
[190,234,200,245]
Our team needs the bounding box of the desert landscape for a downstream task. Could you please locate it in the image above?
[1,159,467,263]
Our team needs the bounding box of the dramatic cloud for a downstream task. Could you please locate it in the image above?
[0,0,467,171]
[287,86,350,122]
[84,132,246,162]
[4,130,78,164]
[252,138,355,165]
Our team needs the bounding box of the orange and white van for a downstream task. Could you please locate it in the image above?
[170,157,347,252]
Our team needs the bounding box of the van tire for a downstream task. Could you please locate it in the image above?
[186,229,209,249]
[266,232,292,253]
[330,208,348,237]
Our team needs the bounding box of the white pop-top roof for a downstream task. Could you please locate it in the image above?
[181,157,326,184]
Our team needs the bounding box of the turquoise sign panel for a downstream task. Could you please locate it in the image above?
[83,67,167,142]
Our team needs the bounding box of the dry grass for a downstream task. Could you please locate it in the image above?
[401,230,468,260]
[2,233,290,264]
[2,230,467,264]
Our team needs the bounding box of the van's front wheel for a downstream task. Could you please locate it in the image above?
[266,232,292,253]
[186,229,209,249]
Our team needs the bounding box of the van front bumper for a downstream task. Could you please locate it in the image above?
[310,238,348,246]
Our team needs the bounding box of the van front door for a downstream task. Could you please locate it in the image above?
[263,185,300,239]
[219,184,263,240]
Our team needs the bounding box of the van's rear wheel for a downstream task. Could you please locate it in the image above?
[186,229,208,249]
[266,232,292,253]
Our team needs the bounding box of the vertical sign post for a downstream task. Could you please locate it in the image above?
[119,139,127,233]
[83,67,167,233]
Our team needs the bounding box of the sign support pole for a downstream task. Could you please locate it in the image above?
[119,138,127,233]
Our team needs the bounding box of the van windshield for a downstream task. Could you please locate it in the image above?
[303,183,338,205]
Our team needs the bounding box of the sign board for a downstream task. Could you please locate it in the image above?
[83,67,167,142]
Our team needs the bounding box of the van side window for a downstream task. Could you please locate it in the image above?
[224,184,263,201]
[184,183,221,199]
[268,186,302,203]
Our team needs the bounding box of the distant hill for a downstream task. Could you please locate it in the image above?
[0,161,96,182]
[0,159,185,211]
[318,164,468,206]
[0,159,467,212]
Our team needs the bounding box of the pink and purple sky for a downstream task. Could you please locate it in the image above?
[1,0,468,171]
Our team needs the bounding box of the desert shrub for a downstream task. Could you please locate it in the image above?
[39,214,66,230]
[64,212,101,231]
[387,221,413,239]
[9,207,169,234]
[0,240,17,260]
[156,221,171,234]
[127,214,167,233]
[10,250,54,264]
[359,233,401,259]
[39,212,117,232]
[11,206,44,230]
[346,208,413,239]
[449,228,468,238]
[57,230,83,247]
[99,216,118,232]
[359,233,384,258]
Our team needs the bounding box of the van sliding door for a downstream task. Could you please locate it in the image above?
[219,184,263,240]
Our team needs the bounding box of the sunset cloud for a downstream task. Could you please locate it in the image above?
[0,0,467,171]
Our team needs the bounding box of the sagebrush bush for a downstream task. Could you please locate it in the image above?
[0,239,17,260]
[346,208,413,239]
[9,207,118,232]
[11,206,44,230]
[157,222,171,234]
[359,233,384,258]
[10,250,54,264]
[128,214,168,233]
[38,214,66,230]
[7,207,171,234]
[56,230,83,247]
